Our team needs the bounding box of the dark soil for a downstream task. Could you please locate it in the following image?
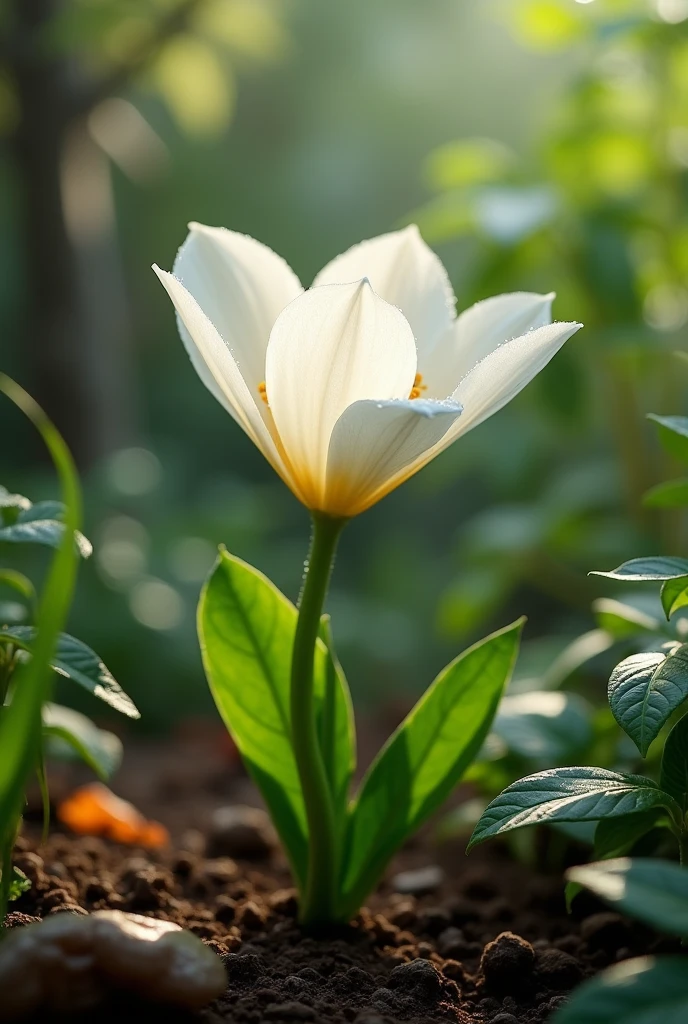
[7,723,683,1023]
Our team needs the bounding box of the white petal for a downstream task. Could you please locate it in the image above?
[323,398,463,517]
[313,225,456,357]
[173,223,302,390]
[153,266,299,495]
[451,320,583,436]
[265,281,417,510]
[424,292,555,398]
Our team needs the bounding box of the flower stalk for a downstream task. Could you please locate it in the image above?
[290,513,346,926]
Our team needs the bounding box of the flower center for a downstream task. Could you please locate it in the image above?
[257,381,269,406]
[409,373,427,400]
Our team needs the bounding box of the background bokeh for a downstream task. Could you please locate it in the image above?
[2,0,687,737]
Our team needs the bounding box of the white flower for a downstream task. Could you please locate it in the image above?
[153,224,581,518]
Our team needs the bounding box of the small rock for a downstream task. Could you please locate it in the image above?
[536,948,584,990]
[0,910,226,1018]
[387,957,444,1003]
[208,805,274,859]
[480,932,535,995]
[391,865,444,896]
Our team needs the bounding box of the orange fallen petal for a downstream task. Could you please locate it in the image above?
[57,783,169,848]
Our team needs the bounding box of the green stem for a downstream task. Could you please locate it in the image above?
[291,513,345,927]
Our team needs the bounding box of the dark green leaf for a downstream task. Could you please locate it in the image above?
[199,548,354,889]
[608,644,688,755]
[643,479,688,509]
[660,714,688,810]
[8,866,29,902]
[648,414,688,462]
[594,810,670,860]
[0,500,91,558]
[567,859,688,937]
[468,767,682,850]
[493,690,593,763]
[42,703,122,780]
[593,598,662,638]
[591,557,688,582]
[340,619,524,919]
[661,577,688,620]
[0,627,139,719]
[552,956,688,1024]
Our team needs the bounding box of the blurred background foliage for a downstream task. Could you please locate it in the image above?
[2,0,688,743]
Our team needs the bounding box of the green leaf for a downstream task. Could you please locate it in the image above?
[594,809,670,860]
[340,619,524,919]
[644,478,688,509]
[648,414,688,463]
[660,714,688,811]
[0,627,139,719]
[468,767,682,850]
[0,376,81,922]
[493,690,592,764]
[316,616,356,833]
[592,597,662,638]
[552,956,688,1024]
[198,548,355,890]
[661,577,688,620]
[0,500,91,558]
[608,644,688,755]
[8,866,29,902]
[42,703,122,780]
[0,487,30,514]
[591,556,688,582]
[0,570,36,607]
[567,859,688,938]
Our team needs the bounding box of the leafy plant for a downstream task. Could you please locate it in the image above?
[0,376,139,925]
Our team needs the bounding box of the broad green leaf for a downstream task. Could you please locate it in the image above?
[661,576,688,620]
[567,859,688,937]
[340,619,524,919]
[553,956,688,1024]
[660,714,688,810]
[608,645,688,755]
[593,597,661,638]
[199,548,354,889]
[648,413,688,463]
[0,627,139,719]
[8,866,29,902]
[0,377,80,920]
[0,500,91,558]
[42,703,122,780]
[644,478,688,509]
[591,556,688,582]
[468,767,682,850]
[0,570,36,606]
[594,809,670,860]
[493,690,592,763]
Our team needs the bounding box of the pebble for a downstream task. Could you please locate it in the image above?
[0,910,226,1019]
[480,931,536,995]
[209,805,275,858]
[391,865,444,896]
[387,957,444,1001]
[535,948,584,990]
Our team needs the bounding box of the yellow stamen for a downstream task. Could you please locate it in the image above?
[409,372,427,400]
[258,381,269,406]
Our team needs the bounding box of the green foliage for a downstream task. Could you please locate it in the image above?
[339,619,523,919]
[593,810,671,861]
[569,857,688,938]
[552,956,688,1024]
[660,714,688,811]
[608,645,688,756]
[0,491,91,558]
[42,703,123,781]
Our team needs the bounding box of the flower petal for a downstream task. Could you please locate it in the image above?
[265,281,417,510]
[173,223,302,390]
[451,320,583,436]
[424,292,555,398]
[313,225,456,357]
[323,398,463,517]
[153,266,298,494]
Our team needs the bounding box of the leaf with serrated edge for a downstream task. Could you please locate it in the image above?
[552,956,688,1024]
[468,767,682,850]
[340,619,523,919]
[608,645,688,755]
[591,556,688,582]
[660,714,688,811]
[0,627,139,719]
[567,859,688,937]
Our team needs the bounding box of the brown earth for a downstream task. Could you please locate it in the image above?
[6,722,683,1023]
